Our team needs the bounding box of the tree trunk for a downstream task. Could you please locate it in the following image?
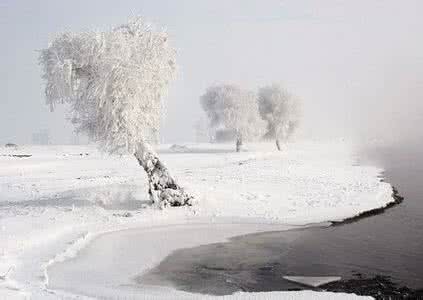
[134,141,193,207]
[236,135,243,152]
[275,139,281,151]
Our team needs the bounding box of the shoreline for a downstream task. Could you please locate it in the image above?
[0,141,393,299]
[45,189,401,299]
[321,274,423,299]
[330,186,403,226]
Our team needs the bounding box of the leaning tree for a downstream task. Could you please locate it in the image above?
[258,84,301,150]
[39,18,192,207]
[200,84,264,152]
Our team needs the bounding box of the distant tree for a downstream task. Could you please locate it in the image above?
[39,17,192,207]
[200,84,265,152]
[194,117,212,143]
[4,143,18,149]
[258,84,301,150]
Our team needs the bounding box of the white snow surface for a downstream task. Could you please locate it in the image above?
[283,276,343,287]
[0,141,391,299]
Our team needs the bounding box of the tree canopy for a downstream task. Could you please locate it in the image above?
[39,17,176,153]
[258,83,301,143]
[200,84,265,143]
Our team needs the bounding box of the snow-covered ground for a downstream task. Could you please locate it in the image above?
[0,141,392,299]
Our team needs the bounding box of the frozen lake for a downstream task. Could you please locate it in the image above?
[1,141,391,299]
[140,142,423,294]
[44,141,419,298]
[46,222,297,299]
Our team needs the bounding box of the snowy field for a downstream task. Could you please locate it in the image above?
[0,141,393,299]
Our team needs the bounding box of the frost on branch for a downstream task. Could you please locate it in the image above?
[258,84,301,150]
[200,84,265,151]
[39,17,192,206]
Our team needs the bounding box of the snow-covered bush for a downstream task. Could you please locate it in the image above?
[39,17,192,206]
[258,84,301,150]
[200,84,265,152]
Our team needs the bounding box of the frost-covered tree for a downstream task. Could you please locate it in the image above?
[258,84,301,150]
[194,117,212,143]
[39,17,192,207]
[200,84,264,152]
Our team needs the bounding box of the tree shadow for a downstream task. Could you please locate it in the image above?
[0,184,151,211]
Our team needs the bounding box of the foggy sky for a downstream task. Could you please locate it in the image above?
[1,0,422,144]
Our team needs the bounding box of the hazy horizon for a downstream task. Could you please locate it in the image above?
[1,0,422,145]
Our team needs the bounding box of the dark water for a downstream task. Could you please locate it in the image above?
[141,143,423,295]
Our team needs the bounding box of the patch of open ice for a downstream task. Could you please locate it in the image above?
[283,276,342,287]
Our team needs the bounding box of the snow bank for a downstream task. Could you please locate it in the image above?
[0,141,392,299]
[182,141,393,225]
